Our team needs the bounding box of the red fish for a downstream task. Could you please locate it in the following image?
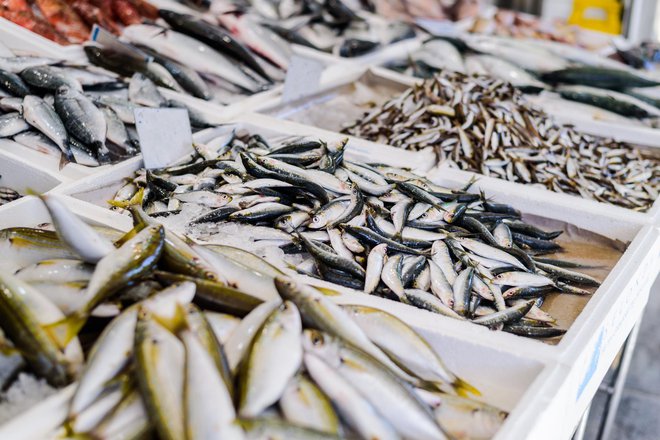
[0,1,69,43]
[125,0,156,20]
[33,0,90,43]
[112,0,140,25]
[70,0,120,34]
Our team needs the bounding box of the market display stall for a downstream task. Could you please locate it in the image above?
[0,2,658,440]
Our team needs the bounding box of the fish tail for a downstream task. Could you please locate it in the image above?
[453,377,481,397]
[43,311,87,350]
[152,302,189,334]
[108,187,144,208]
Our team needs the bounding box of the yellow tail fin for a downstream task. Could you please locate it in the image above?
[43,312,87,350]
[454,377,481,398]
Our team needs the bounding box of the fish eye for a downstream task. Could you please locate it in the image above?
[312,335,323,345]
[312,216,320,223]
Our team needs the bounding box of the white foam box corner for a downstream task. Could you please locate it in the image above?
[0,148,66,212]
[0,139,111,181]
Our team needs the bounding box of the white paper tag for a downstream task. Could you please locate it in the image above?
[282,55,325,103]
[415,18,458,36]
[134,108,194,169]
[90,25,151,63]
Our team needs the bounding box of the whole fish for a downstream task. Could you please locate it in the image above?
[159,10,271,81]
[134,310,186,440]
[41,194,115,263]
[54,85,108,158]
[20,65,82,91]
[23,95,72,160]
[0,69,31,96]
[122,24,261,92]
[238,301,302,417]
[217,13,292,70]
[0,269,83,386]
[0,112,30,137]
[303,330,447,440]
[280,374,340,434]
[305,353,399,440]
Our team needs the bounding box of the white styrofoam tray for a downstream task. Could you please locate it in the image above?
[0,195,561,440]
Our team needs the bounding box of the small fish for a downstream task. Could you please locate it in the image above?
[239,301,303,417]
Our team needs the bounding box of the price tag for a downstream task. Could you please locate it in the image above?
[282,55,325,103]
[90,25,150,63]
[134,108,194,169]
[414,18,458,36]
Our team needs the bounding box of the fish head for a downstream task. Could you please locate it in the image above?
[301,329,340,366]
[273,276,299,302]
[158,9,190,26]
[309,212,326,229]
[56,85,76,99]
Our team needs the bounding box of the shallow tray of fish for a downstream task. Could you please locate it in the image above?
[0,195,564,440]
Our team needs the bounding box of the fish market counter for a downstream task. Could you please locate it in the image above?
[0,12,658,440]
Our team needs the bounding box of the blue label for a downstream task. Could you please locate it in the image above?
[576,329,604,401]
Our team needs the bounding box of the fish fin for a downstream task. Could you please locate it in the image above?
[315,286,342,297]
[453,377,481,397]
[0,339,22,357]
[462,175,479,191]
[58,152,71,171]
[108,187,144,208]
[43,312,87,350]
[153,303,189,334]
[113,225,142,248]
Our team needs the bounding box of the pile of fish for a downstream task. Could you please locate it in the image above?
[213,0,417,58]
[383,36,660,125]
[0,195,507,439]
[0,177,20,206]
[86,8,291,103]
[107,127,607,339]
[0,54,219,166]
[0,0,157,43]
[344,72,660,211]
